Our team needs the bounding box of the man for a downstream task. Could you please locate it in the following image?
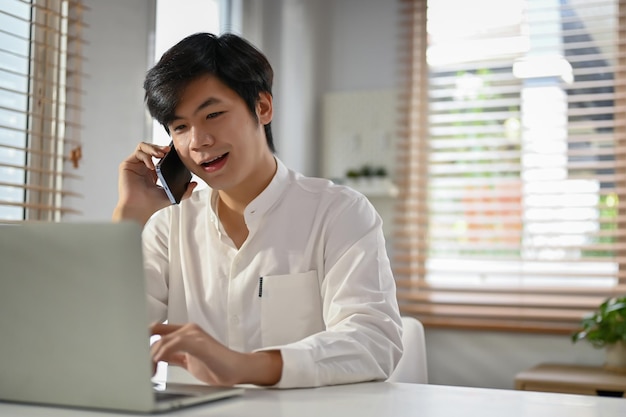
[113,32,402,388]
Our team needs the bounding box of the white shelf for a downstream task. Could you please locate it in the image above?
[343,179,398,198]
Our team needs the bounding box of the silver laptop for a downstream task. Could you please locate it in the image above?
[0,221,244,413]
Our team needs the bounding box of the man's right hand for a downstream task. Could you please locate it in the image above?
[150,323,283,387]
[112,142,196,225]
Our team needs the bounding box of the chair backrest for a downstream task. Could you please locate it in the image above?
[387,316,428,383]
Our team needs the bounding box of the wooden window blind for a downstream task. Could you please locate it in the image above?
[394,0,626,333]
[0,0,86,223]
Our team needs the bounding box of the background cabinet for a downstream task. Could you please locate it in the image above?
[321,89,398,242]
[515,363,626,397]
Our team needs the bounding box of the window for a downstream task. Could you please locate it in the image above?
[151,0,222,148]
[394,0,626,332]
[0,0,86,223]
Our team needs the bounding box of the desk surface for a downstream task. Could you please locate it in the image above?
[2,381,626,417]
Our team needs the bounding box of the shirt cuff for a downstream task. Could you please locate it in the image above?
[254,345,316,388]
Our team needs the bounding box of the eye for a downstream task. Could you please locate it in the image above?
[206,111,224,120]
[172,123,187,133]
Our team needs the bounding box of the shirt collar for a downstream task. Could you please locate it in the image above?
[243,157,289,228]
[209,157,290,230]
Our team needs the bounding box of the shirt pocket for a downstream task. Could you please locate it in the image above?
[260,270,324,347]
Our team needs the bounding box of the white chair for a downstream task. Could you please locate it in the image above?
[388,316,428,383]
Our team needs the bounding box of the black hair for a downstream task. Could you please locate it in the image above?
[144,32,275,152]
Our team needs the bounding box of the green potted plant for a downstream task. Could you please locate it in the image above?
[572,296,626,370]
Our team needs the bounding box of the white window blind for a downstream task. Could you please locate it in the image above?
[0,0,85,223]
[395,0,626,333]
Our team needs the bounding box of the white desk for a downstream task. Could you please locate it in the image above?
[2,382,626,417]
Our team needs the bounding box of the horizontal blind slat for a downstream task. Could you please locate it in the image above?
[0,161,82,180]
[0,180,81,197]
[0,200,80,215]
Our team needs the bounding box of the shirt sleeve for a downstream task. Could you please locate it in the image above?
[256,192,404,388]
[141,208,172,324]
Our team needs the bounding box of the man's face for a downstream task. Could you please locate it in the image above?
[167,74,274,195]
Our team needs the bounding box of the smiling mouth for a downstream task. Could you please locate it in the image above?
[201,153,228,167]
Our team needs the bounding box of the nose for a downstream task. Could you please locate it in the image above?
[189,125,215,151]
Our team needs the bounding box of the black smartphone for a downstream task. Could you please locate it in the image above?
[155,142,192,204]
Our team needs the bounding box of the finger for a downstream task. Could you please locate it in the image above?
[150,322,184,336]
[138,141,169,156]
[181,182,198,201]
[148,167,159,183]
[151,333,187,364]
[161,352,187,368]
[151,323,218,364]
[151,324,209,359]
[150,338,187,368]
[134,142,170,171]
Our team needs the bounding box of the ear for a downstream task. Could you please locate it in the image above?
[256,91,273,125]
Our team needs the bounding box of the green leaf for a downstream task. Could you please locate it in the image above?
[571,296,626,348]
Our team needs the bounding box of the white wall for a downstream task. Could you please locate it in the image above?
[75,0,606,389]
[327,0,398,91]
[68,0,154,222]
[251,0,333,176]
[252,0,398,176]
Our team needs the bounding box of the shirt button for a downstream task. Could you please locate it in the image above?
[230,315,240,325]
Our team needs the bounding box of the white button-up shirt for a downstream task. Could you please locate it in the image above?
[142,158,403,388]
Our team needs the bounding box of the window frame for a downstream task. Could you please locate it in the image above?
[394,0,626,333]
[0,0,85,224]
